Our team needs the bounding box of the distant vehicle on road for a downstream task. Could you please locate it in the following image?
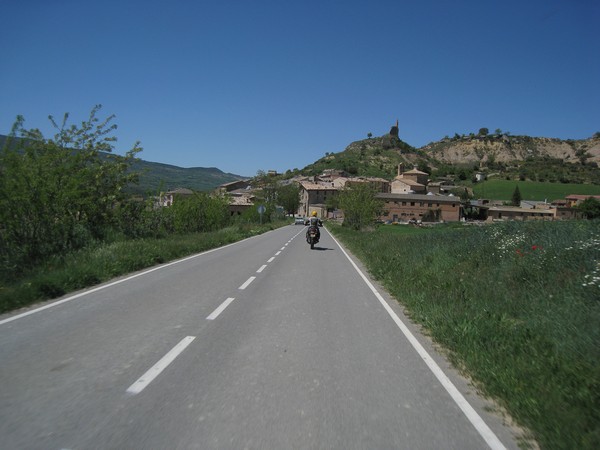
[294,217,305,225]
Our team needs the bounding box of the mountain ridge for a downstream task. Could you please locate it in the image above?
[128,158,246,195]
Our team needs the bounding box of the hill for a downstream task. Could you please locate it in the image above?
[422,133,600,166]
[0,134,246,195]
[302,126,432,178]
[300,129,600,185]
[128,159,245,195]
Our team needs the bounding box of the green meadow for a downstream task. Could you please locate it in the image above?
[472,179,600,202]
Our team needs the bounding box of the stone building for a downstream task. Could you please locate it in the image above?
[390,164,428,194]
[376,193,461,223]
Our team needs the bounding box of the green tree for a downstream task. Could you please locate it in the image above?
[166,193,231,234]
[260,177,278,204]
[417,162,431,174]
[511,185,522,206]
[277,183,301,215]
[577,197,600,219]
[325,192,340,212]
[478,127,489,136]
[0,106,141,275]
[338,182,383,230]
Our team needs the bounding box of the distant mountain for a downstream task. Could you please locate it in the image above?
[128,159,246,195]
[0,134,247,195]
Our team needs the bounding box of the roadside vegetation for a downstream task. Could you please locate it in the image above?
[329,220,600,449]
[337,182,384,230]
[0,107,293,314]
[0,221,289,314]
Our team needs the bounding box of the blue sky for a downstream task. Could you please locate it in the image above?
[1,0,598,177]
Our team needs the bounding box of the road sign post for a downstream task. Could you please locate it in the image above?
[257,205,266,224]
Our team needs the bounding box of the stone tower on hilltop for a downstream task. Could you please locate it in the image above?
[389,119,399,137]
[382,119,401,149]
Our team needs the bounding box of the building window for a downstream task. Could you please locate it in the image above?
[410,202,415,206]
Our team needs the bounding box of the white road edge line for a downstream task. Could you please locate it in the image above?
[328,230,507,450]
[239,276,256,290]
[206,298,235,320]
[0,236,262,326]
[257,265,267,273]
[126,336,195,395]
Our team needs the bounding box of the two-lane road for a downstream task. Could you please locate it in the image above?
[0,225,519,449]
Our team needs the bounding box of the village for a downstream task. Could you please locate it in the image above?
[159,163,596,224]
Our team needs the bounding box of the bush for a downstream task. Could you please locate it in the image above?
[0,106,141,277]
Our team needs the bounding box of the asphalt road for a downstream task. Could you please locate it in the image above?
[0,225,520,449]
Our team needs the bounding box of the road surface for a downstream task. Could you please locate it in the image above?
[0,225,520,449]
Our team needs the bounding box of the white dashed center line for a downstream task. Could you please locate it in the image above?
[206,297,236,320]
[239,277,256,290]
[126,336,195,395]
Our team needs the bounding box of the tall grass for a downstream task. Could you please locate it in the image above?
[0,221,290,314]
[330,221,600,449]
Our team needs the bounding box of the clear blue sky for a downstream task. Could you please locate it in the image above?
[1,0,598,177]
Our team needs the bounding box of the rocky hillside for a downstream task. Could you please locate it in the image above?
[421,134,600,166]
[300,129,600,184]
[303,124,433,178]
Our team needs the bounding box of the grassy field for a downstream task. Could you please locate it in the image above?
[472,179,600,202]
[329,220,600,449]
